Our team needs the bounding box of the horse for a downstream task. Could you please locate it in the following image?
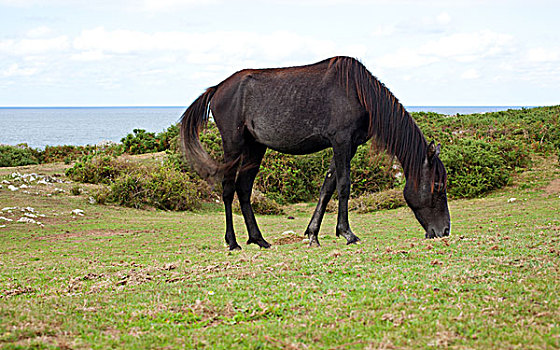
[180,56,450,250]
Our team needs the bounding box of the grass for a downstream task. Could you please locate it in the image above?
[0,157,559,349]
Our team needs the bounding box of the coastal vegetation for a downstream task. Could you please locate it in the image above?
[1,106,559,212]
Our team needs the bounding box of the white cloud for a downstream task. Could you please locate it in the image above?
[70,50,109,61]
[461,68,480,80]
[26,26,52,38]
[2,63,37,77]
[526,47,560,63]
[0,36,69,55]
[140,0,216,11]
[374,30,515,71]
[436,12,451,25]
[375,48,439,69]
[71,27,348,65]
[419,30,514,62]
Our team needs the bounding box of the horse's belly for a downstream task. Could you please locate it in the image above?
[252,128,330,155]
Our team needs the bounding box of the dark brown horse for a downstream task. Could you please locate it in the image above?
[180,56,450,250]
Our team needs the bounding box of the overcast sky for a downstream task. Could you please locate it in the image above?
[1,0,559,107]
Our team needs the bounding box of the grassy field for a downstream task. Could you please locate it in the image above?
[0,155,559,349]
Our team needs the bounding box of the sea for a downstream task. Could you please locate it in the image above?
[0,106,530,149]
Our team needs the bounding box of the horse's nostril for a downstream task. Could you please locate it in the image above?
[444,227,450,236]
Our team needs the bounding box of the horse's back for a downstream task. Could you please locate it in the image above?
[211,60,366,155]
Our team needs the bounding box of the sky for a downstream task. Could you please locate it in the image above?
[0,0,559,107]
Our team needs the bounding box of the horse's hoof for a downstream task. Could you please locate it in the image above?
[247,238,271,249]
[229,244,242,251]
[346,236,361,245]
[308,237,321,247]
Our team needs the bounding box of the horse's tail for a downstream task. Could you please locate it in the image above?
[180,86,224,181]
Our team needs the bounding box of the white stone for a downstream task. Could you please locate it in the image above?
[17,217,36,224]
[72,209,85,216]
[8,185,18,191]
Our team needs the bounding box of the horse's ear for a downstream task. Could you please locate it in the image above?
[427,141,441,163]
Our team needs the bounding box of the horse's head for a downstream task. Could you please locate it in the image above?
[403,141,451,238]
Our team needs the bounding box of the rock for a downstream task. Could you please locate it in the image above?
[72,209,85,216]
[17,217,36,224]
[0,216,13,222]
[8,185,18,191]
[508,198,517,203]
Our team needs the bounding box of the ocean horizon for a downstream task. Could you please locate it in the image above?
[0,105,533,149]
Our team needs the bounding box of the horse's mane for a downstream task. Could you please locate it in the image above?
[328,56,447,190]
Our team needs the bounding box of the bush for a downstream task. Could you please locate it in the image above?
[107,167,208,211]
[349,188,406,213]
[121,129,162,155]
[145,167,204,211]
[350,145,398,196]
[0,145,39,167]
[157,124,180,151]
[66,152,211,211]
[65,154,129,184]
[256,150,329,204]
[108,172,150,209]
[440,138,529,198]
[233,190,284,215]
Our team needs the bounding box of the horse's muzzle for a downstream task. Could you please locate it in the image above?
[425,226,450,239]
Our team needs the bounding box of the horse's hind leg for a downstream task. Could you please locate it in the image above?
[304,159,336,247]
[222,155,242,250]
[236,142,270,248]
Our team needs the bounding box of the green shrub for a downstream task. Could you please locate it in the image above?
[40,145,90,164]
[233,190,284,215]
[145,167,204,211]
[65,154,129,184]
[121,129,162,155]
[256,150,330,204]
[157,124,180,151]
[109,172,149,209]
[350,145,398,196]
[440,138,529,198]
[349,188,406,213]
[106,167,207,211]
[70,185,81,196]
[0,145,39,167]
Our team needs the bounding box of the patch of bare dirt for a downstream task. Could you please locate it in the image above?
[33,229,145,242]
[274,232,304,245]
[544,178,560,195]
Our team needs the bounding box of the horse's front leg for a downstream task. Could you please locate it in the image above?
[304,159,336,247]
[333,144,360,245]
